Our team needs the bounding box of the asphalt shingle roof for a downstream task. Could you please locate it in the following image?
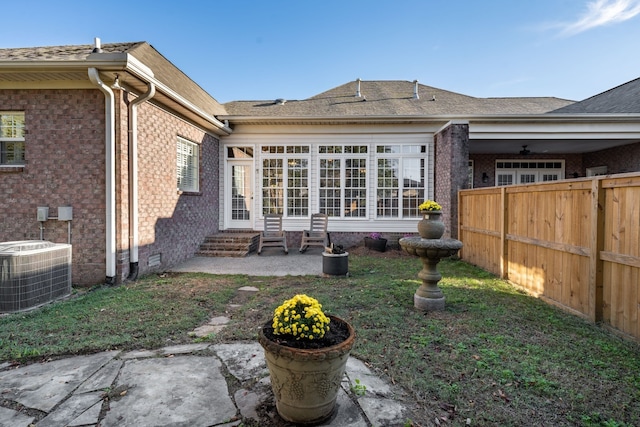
[551,77,640,114]
[0,42,227,117]
[223,80,574,117]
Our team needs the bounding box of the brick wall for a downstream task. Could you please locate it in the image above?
[0,89,107,285]
[126,100,220,280]
[434,122,469,239]
[470,153,583,188]
[1,89,221,286]
[583,142,640,174]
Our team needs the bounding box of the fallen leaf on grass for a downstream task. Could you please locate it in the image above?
[493,389,510,402]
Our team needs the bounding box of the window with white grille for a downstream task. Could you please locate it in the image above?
[319,145,368,218]
[176,137,199,192]
[261,145,310,216]
[495,160,564,186]
[376,145,426,218]
[0,112,25,166]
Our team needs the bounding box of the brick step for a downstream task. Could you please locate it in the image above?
[199,242,252,251]
[196,249,250,258]
[196,232,260,257]
[203,233,258,242]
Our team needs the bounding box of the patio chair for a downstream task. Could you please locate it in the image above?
[258,214,288,254]
[299,213,329,253]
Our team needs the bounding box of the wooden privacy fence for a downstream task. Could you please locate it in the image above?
[458,172,640,341]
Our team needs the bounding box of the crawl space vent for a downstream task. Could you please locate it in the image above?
[0,240,72,313]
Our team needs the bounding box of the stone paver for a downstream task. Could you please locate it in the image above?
[101,356,236,427]
[191,315,230,337]
[358,396,410,426]
[160,343,210,355]
[213,342,268,381]
[0,343,411,426]
[0,406,34,427]
[0,285,413,426]
[0,350,119,412]
[37,391,103,427]
[76,358,123,393]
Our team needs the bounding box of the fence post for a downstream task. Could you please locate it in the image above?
[500,187,508,280]
[589,178,605,322]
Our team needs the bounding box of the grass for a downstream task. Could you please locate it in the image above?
[1,251,639,426]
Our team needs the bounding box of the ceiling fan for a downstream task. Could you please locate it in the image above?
[519,145,531,155]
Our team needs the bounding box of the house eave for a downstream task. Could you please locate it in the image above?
[0,54,231,136]
[217,115,459,126]
[219,112,640,126]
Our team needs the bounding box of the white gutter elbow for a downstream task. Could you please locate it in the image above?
[88,68,117,284]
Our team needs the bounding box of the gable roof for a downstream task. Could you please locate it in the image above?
[551,77,640,114]
[222,80,574,118]
[0,41,228,119]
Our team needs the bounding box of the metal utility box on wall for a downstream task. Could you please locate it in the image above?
[0,240,72,313]
[37,207,49,222]
[58,206,73,221]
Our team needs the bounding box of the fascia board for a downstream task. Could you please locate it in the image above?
[217,115,457,125]
[470,120,640,140]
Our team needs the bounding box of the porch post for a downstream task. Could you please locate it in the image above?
[434,120,469,239]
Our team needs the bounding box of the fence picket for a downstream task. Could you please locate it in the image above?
[459,172,640,341]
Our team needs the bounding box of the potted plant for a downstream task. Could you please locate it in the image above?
[258,294,356,424]
[417,199,445,239]
[364,232,387,252]
[322,243,349,276]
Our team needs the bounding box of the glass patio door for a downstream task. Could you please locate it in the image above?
[227,160,253,228]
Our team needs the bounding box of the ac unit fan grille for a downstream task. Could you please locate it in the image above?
[0,241,72,313]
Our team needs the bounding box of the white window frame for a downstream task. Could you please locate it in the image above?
[318,144,369,219]
[375,144,427,219]
[260,144,311,217]
[586,166,607,177]
[0,112,25,166]
[495,160,564,186]
[176,136,199,192]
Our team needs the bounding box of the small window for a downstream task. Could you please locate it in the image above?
[0,112,25,165]
[176,137,199,192]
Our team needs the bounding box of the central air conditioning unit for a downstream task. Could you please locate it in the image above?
[0,240,72,313]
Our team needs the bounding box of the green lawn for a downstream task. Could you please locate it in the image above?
[1,252,638,426]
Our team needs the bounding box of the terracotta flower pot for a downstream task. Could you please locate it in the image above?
[417,210,445,239]
[258,315,356,424]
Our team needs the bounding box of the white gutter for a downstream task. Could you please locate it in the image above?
[127,82,155,280]
[88,68,117,284]
[3,55,231,135]
[85,52,231,135]
[218,113,640,124]
[134,69,231,134]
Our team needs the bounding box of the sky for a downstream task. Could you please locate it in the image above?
[2,0,639,104]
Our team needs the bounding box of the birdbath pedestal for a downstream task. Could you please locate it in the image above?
[399,237,463,311]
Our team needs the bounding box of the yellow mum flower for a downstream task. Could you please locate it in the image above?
[271,294,331,340]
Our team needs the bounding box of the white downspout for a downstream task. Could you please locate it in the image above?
[127,83,155,280]
[88,68,117,284]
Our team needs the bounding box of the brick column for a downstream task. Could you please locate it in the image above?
[434,121,469,239]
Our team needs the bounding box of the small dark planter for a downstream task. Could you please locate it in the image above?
[322,252,349,276]
[364,237,387,252]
